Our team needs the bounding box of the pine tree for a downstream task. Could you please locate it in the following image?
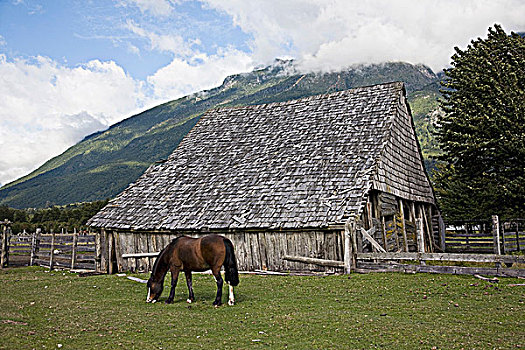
[435,25,525,220]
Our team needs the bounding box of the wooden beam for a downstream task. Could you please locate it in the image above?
[421,204,433,253]
[283,255,344,268]
[398,198,409,252]
[361,227,386,253]
[122,252,160,259]
[355,262,524,278]
[356,252,525,264]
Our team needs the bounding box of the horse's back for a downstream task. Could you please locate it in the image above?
[172,235,226,271]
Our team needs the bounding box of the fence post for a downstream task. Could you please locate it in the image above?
[95,230,102,272]
[516,222,521,252]
[49,230,56,270]
[344,218,357,274]
[71,228,78,269]
[416,218,425,253]
[439,215,446,252]
[492,215,501,255]
[30,228,39,266]
[1,220,12,268]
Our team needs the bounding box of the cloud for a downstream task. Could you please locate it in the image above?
[119,0,176,17]
[204,0,525,72]
[0,47,254,186]
[147,48,254,100]
[0,54,148,185]
[126,19,194,56]
[0,112,105,186]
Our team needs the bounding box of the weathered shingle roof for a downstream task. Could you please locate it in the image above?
[88,82,435,230]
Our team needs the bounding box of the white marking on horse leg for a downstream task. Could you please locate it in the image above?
[151,299,157,304]
[146,288,151,302]
[228,285,235,306]
[186,299,192,304]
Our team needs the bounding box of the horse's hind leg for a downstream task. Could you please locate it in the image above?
[212,267,223,307]
[166,268,180,304]
[185,271,195,303]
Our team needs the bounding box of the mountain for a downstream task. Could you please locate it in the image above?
[0,61,441,208]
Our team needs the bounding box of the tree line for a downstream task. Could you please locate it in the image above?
[0,200,108,234]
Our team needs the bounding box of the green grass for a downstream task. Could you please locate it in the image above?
[1,267,523,349]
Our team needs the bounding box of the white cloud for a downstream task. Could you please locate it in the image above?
[0,54,148,185]
[147,48,254,101]
[204,0,525,72]
[119,0,176,17]
[0,48,253,186]
[126,19,194,56]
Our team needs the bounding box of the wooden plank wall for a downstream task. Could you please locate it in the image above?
[112,229,344,273]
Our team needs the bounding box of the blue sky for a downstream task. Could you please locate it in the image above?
[0,0,524,186]
[0,0,250,79]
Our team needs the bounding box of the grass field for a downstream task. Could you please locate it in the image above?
[0,267,523,349]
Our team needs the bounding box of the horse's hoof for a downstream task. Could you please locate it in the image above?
[186,299,192,304]
[165,300,173,304]
[228,300,235,306]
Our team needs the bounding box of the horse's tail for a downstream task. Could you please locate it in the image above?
[223,238,239,286]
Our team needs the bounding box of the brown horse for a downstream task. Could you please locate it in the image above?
[146,234,239,306]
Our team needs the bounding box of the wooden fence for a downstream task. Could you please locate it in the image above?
[0,226,97,270]
[445,217,524,254]
[502,220,525,253]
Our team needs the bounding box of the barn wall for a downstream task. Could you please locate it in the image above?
[360,190,442,253]
[109,229,344,273]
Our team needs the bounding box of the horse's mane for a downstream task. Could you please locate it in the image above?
[150,236,182,278]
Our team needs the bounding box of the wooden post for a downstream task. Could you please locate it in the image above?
[344,219,356,274]
[377,195,388,251]
[71,228,78,269]
[108,231,114,275]
[515,222,521,253]
[95,230,102,272]
[1,220,12,268]
[416,218,425,253]
[49,230,56,270]
[492,215,501,255]
[421,205,434,253]
[398,198,408,252]
[30,228,41,266]
[438,215,446,252]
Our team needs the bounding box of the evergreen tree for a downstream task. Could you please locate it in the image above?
[435,25,525,220]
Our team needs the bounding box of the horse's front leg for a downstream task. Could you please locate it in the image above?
[212,268,223,307]
[185,270,195,303]
[166,269,180,304]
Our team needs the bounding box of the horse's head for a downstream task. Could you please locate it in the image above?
[146,278,163,303]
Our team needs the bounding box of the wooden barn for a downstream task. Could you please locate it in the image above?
[88,82,443,273]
